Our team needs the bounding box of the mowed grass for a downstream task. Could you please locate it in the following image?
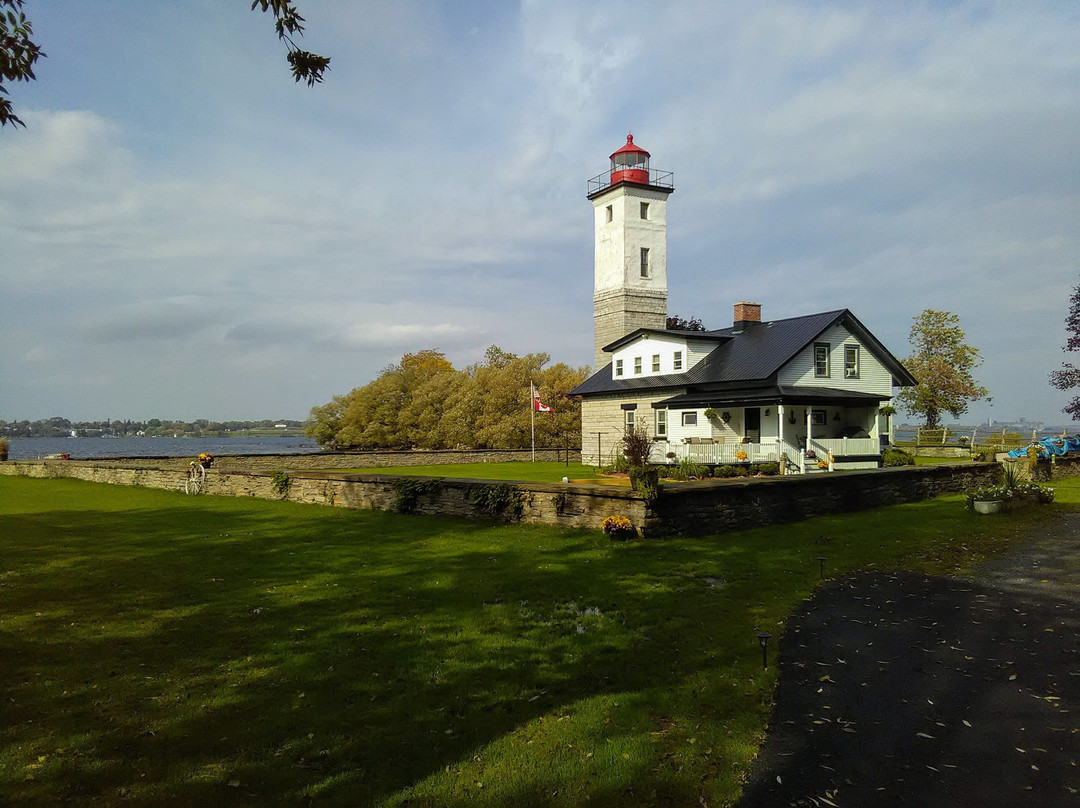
[334,461,602,483]
[1,476,1071,806]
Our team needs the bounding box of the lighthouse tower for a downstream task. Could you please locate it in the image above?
[587,134,675,370]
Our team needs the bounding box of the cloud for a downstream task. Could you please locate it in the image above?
[0,1,1077,423]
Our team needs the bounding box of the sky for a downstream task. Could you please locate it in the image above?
[1,0,1077,425]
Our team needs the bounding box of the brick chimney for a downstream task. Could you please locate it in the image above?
[733,301,762,331]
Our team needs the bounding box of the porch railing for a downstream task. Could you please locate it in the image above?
[651,441,780,465]
[810,437,880,457]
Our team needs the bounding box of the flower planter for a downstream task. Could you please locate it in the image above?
[973,499,1005,515]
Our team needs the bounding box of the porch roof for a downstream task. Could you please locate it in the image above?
[653,384,889,410]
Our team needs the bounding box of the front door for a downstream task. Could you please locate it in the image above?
[744,408,761,442]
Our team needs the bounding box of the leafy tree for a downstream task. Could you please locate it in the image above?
[307,346,588,450]
[666,314,706,331]
[0,0,328,128]
[0,0,43,127]
[1049,281,1080,420]
[896,309,987,428]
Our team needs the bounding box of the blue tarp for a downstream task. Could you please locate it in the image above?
[1005,435,1080,459]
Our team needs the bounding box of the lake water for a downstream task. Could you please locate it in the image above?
[6,435,321,461]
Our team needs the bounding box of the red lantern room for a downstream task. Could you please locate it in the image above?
[587,134,673,198]
[609,133,650,185]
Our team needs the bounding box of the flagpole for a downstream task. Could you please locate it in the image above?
[530,381,536,462]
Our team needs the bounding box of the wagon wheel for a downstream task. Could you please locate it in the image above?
[185,462,206,495]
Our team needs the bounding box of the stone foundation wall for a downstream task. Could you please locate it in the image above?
[0,457,1005,538]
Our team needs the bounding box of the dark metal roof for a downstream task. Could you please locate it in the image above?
[570,308,915,398]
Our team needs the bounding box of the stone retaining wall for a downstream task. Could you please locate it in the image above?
[1,456,1006,538]
[0,459,640,534]
[912,446,971,458]
[647,463,1000,537]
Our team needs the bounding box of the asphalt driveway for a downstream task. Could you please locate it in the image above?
[737,512,1080,807]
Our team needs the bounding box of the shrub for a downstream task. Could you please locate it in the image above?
[621,423,652,468]
[270,471,291,498]
[735,466,749,477]
[883,448,915,467]
[467,483,525,517]
[755,462,779,476]
[392,478,443,514]
[673,457,705,481]
[715,465,737,478]
[0,437,8,461]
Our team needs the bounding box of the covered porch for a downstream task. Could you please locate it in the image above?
[651,386,890,473]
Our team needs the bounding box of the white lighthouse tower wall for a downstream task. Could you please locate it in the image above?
[592,184,670,370]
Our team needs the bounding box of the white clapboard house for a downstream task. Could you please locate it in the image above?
[570,136,915,472]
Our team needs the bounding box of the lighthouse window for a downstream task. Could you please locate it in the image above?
[640,247,650,278]
[640,202,649,219]
[605,205,613,223]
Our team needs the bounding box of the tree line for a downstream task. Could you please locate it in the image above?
[307,346,588,450]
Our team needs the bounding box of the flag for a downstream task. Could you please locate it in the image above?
[533,388,552,412]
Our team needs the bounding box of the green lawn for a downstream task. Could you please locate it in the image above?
[334,461,602,483]
[913,455,973,465]
[1,475,1070,806]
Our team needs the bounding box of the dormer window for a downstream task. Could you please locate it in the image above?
[633,357,642,374]
[652,354,660,373]
[614,358,623,377]
[673,351,683,371]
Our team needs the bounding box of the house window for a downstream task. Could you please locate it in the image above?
[640,202,649,219]
[844,345,859,378]
[640,247,650,278]
[614,358,623,377]
[814,343,830,377]
[655,409,667,438]
[633,357,642,374]
[605,205,613,223]
[651,354,660,373]
[811,409,827,426]
[673,350,683,370]
[625,409,635,431]
[682,411,697,427]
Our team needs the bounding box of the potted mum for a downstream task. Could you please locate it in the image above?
[601,515,636,541]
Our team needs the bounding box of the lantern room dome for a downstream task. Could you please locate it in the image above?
[586,134,673,198]
[608,134,650,185]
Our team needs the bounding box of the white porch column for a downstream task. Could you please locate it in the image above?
[777,403,785,473]
[805,407,812,455]
[873,407,881,450]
